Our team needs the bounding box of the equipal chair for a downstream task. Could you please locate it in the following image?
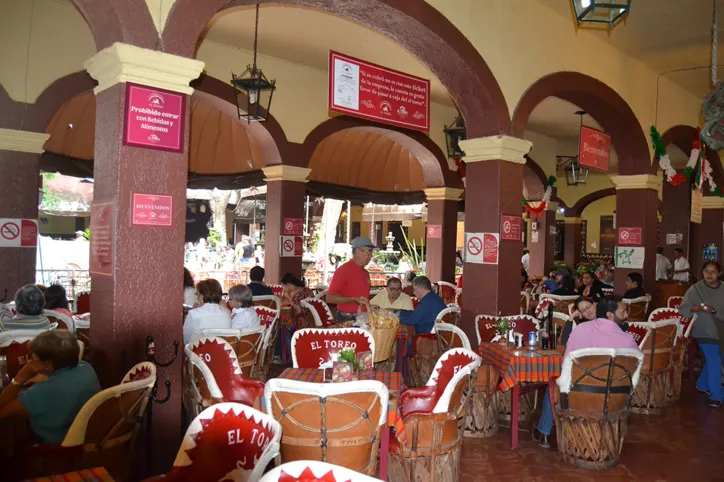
[269,285,285,298]
[538,294,578,315]
[647,308,696,400]
[143,403,281,482]
[389,349,481,482]
[623,295,651,322]
[43,309,75,331]
[259,461,381,482]
[300,298,335,328]
[464,359,501,438]
[628,319,678,414]
[201,327,265,379]
[0,325,56,379]
[435,322,471,351]
[15,362,156,480]
[436,281,458,305]
[550,348,644,469]
[667,296,683,309]
[520,291,531,315]
[291,328,375,369]
[253,307,280,380]
[253,295,282,311]
[264,379,388,476]
[434,304,460,326]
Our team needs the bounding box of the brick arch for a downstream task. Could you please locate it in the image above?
[71,0,160,51]
[161,0,510,138]
[570,188,616,217]
[523,155,565,208]
[512,72,651,176]
[661,124,724,188]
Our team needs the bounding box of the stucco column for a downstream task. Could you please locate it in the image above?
[659,173,690,260]
[0,129,49,297]
[84,42,204,470]
[563,217,584,270]
[611,174,660,295]
[691,196,724,276]
[459,136,531,346]
[263,165,311,285]
[424,187,462,283]
[528,202,557,278]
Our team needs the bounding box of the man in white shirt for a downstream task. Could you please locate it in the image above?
[371,277,414,311]
[521,249,530,271]
[672,248,690,282]
[655,246,672,280]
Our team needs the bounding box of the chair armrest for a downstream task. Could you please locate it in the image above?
[398,385,437,418]
[229,378,266,406]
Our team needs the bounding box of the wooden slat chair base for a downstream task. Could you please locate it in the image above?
[497,389,536,423]
[464,362,500,438]
[200,327,265,379]
[668,339,688,401]
[264,379,388,476]
[629,320,678,415]
[406,334,444,389]
[552,348,644,470]
[374,338,396,373]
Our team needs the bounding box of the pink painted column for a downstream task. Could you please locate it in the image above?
[527,202,557,278]
[425,187,463,283]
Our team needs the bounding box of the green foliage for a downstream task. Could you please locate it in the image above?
[399,229,424,273]
[552,260,569,273]
[207,227,224,249]
[41,185,63,210]
[495,318,510,336]
[83,228,90,240]
[338,348,361,370]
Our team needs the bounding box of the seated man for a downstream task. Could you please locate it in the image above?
[248,266,274,297]
[623,272,646,299]
[371,277,414,311]
[0,285,51,331]
[533,296,641,448]
[0,330,101,444]
[398,276,446,335]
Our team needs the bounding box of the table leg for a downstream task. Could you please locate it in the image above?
[281,323,288,364]
[380,424,390,481]
[396,337,403,373]
[511,383,520,449]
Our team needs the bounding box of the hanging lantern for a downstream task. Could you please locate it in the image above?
[443,116,467,158]
[571,0,631,31]
[231,4,276,123]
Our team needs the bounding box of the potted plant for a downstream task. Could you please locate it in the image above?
[495,318,510,345]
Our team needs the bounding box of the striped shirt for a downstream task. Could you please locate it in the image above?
[0,315,51,331]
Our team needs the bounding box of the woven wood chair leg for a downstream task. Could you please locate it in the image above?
[464,390,499,438]
[498,389,535,423]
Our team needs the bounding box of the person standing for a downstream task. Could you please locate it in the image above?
[672,248,691,282]
[679,261,724,407]
[521,249,530,272]
[655,247,672,280]
[327,237,376,323]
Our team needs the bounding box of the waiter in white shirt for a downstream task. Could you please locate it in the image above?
[521,249,530,271]
[672,248,690,282]
[655,246,672,280]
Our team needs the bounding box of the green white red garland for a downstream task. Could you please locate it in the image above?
[522,176,556,216]
[650,126,687,186]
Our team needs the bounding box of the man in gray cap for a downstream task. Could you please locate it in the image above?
[327,236,376,323]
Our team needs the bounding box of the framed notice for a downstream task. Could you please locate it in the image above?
[131,193,173,227]
[280,236,303,257]
[617,227,642,246]
[124,83,186,152]
[0,218,38,248]
[329,51,430,132]
[284,218,304,236]
[90,202,115,276]
[615,246,645,269]
[427,225,442,239]
[578,126,611,172]
[465,232,499,265]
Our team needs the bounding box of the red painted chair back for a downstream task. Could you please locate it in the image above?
[626,325,648,347]
[475,315,498,344]
[291,328,374,368]
[269,285,284,297]
[508,315,539,335]
[437,282,457,305]
[667,296,683,309]
[254,306,278,328]
[75,292,90,315]
[648,308,680,323]
[411,297,420,309]
[300,299,334,328]
[122,362,156,383]
[0,341,32,379]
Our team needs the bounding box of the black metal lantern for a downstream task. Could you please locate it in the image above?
[443,116,466,158]
[557,110,590,186]
[231,4,276,123]
[571,0,631,31]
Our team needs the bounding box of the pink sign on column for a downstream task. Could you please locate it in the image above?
[132,193,173,227]
[124,83,186,153]
[427,225,442,239]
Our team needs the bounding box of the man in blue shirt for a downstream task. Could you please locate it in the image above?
[399,276,446,334]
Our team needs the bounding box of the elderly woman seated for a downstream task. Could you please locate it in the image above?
[0,285,51,331]
[183,279,231,344]
[0,330,101,443]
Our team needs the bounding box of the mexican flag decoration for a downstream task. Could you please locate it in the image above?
[522,176,557,217]
[650,125,687,186]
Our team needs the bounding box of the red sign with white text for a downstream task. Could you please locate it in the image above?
[90,202,114,276]
[329,51,430,132]
[483,233,499,264]
[284,218,304,236]
[500,215,522,241]
[618,227,642,245]
[124,83,185,152]
[132,193,173,227]
[427,225,442,239]
[579,126,611,172]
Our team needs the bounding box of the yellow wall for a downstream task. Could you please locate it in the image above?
[580,195,617,253]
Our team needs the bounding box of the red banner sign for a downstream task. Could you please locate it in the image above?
[427,225,442,239]
[132,193,173,227]
[329,51,430,132]
[579,126,611,172]
[284,218,304,236]
[124,83,185,152]
[90,202,114,276]
[618,227,642,245]
[500,215,522,241]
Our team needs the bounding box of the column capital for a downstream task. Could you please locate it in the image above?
[84,42,205,95]
[0,128,50,154]
[263,165,312,183]
[702,196,724,209]
[563,216,583,224]
[460,135,532,165]
[610,174,660,191]
[424,187,463,201]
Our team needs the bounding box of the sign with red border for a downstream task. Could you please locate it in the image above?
[90,202,114,276]
[284,218,304,236]
[329,51,430,132]
[132,193,173,227]
[280,235,303,257]
[500,215,522,241]
[465,232,499,265]
[0,218,37,248]
[617,227,642,246]
[123,83,185,152]
[427,225,442,239]
[578,125,611,172]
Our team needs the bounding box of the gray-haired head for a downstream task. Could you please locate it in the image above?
[14,284,45,316]
[228,284,253,308]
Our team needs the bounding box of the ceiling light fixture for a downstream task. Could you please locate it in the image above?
[556,111,590,186]
[571,0,631,31]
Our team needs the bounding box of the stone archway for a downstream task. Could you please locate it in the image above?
[570,188,616,217]
[160,0,511,138]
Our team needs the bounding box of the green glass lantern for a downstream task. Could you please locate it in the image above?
[571,0,631,31]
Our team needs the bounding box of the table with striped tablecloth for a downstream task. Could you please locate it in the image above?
[31,467,114,482]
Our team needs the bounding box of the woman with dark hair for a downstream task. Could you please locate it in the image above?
[183,278,231,344]
[44,285,72,318]
[552,275,576,296]
[679,261,724,408]
[281,273,314,316]
[577,271,605,300]
[561,296,597,344]
[183,268,197,307]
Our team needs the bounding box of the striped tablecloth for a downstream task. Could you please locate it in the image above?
[267,368,408,446]
[478,342,564,392]
[31,467,113,482]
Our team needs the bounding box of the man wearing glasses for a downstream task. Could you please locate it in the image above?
[327,237,376,323]
[371,277,414,311]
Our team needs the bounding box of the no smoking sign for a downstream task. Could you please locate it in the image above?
[280,235,303,257]
[465,232,499,265]
[0,218,38,248]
